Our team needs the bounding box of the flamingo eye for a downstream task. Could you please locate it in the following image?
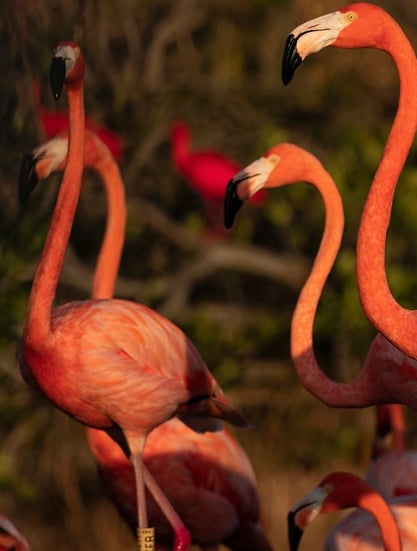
[345,11,357,23]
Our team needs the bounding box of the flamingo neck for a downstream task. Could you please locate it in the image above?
[356,489,402,551]
[91,154,126,299]
[356,22,417,357]
[25,84,85,344]
[290,163,374,406]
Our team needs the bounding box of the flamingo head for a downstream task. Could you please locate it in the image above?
[50,41,85,100]
[224,153,279,229]
[18,134,68,205]
[287,482,331,551]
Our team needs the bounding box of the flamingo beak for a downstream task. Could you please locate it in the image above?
[18,153,39,206]
[224,177,244,229]
[281,33,303,85]
[287,510,304,551]
[50,56,66,101]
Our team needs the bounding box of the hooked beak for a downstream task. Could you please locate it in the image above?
[287,510,305,551]
[281,10,352,85]
[50,56,66,101]
[282,33,304,85]
[18,153,39,206]
[224,177,245,230]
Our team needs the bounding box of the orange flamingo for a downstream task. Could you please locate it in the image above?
[224,142,415,407]
[287,471,416,551]
[87,420,273,551]
[21,127,271,551]
[170,120,265,238]
[366,405,417,500]
[18,41,247,550]
[281,5,417,361]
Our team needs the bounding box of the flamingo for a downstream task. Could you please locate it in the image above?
[225,142,417,408]
[18,127,126,300]
[18,41,247,551]
[281,5,417,362]
[287,471,417,550]
[20,128,271,551]
[170,120,265,237]
[87,420,273,551]
[365,404,417,499]
[32,79,124,160]
[0,514,30,551]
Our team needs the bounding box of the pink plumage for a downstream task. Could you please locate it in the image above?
[87,418,273,550]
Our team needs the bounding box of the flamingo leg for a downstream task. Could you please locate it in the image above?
[143,465,191,551]
[131,451,154,550]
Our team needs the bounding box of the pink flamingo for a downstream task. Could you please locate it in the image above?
[225,142,417,408]
[365,405,417,499]
[21,126,270,551]
[287,471,417,550]
[18,41,247,550]
[281,5,417,361]
[87,420,273,551]
[170,120,265,237]
[32,79,124,160]
[0,514,30,551]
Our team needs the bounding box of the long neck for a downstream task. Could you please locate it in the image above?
[290,165,375,406]
[25,84,85,344]
[91,153,126,299]
[356,488,402,551]
[356,23,417,358]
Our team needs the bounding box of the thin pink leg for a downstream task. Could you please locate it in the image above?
[143,465,191,551]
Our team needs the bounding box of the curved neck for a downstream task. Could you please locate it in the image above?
[356,488,402,551]
[25,85,85,344]
[290,163,375,406]
[357,23,417,357]
[91,154,126,299]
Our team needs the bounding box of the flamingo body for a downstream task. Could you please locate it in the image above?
[87,419,272,550]
[19,41,246,546]
[325,495,417,551]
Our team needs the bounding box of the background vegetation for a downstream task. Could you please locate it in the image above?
[2,0,417,548]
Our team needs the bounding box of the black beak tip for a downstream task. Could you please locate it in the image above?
[281,34,302,86]
[224,179,244,230]
[18,153,39,206]
[50,57,66,101]
[287,511,304,551]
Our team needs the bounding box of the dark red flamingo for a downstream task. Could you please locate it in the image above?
[32,79,124,160]
[170,120,265,238]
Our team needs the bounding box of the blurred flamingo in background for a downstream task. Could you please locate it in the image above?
[18,41,247,550]
[287,471,417,551]
[281,3,417,362]
[18,127,126,300]
[224,143,417,409]
[32,79,124,160]
[0,514,30,551]
[170,120,265,238]
[87,420,273,551]
[365,404,417,499]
